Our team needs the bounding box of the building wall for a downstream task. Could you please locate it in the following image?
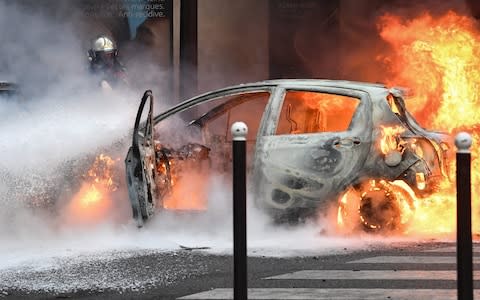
[197,0,269,93]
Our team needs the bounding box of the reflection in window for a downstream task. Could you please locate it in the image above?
[276,91,359,135]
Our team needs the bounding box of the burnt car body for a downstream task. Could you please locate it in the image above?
[125,80,451,230]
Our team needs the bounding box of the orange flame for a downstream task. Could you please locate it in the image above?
[63,154,120,225]
[376,11,480,235]
[86,153,118,192]
[379,125,406,155]
[162,170,208,211]
[378,11,480,130]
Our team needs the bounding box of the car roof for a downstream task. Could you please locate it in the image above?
[153,79,393,125]
[180,79,391,105]
[255,79,387,91]
[191,79,390,101]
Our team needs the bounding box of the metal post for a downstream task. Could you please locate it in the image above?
[231,122,248,300]
[455,132,473,300]
[179,0,198,101]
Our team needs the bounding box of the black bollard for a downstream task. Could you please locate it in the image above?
[231,122,248,300]
[455,132,473,300]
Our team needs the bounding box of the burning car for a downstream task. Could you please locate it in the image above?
[125,79,452,231]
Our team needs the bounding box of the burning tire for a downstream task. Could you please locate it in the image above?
[337,180,416,233]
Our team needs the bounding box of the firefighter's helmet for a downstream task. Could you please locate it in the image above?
[88,35,118,61]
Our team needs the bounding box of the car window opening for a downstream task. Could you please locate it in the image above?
[151,91,270,211]
[276,91,360,135]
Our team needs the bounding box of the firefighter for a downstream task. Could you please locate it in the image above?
[88,35,129,89]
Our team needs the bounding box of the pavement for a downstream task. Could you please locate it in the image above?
[180,242,479,300]
[0,241,477,299]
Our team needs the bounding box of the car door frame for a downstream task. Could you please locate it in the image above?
[152,85,277,125]
[127,84,277,224]
[253,85,374,207]
[125,90,158,227]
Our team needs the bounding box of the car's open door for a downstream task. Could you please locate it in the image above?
[125,90,158,227]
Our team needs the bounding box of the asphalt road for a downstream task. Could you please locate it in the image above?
[1,240,476,300]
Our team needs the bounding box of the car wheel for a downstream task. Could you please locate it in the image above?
[338,180,415,233]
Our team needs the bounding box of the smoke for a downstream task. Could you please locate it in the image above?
[0,1,141,238]
[130,174,401,257]
[0,2,412,286]
[0,2,84,97]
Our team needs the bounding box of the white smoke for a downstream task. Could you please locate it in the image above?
[0,3,407,291]
[0,1,142,235]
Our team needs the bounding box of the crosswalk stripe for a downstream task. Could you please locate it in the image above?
[265,269,480,280]
[179,245,475,299]
[178,288,480,299]
[348,255,480,264]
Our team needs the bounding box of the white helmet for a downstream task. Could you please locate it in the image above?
[92,35,116,52]
[88,35,118,62]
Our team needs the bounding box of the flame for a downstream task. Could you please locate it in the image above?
[336,11,480,235]
[337,179,416,233]
[159,160,208,211]
[63,154,120,224]
[287,91,360,132]
[379,12,480,130]
[376,11,480,235]
[86,153,118,192]
[379,125,406,155]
